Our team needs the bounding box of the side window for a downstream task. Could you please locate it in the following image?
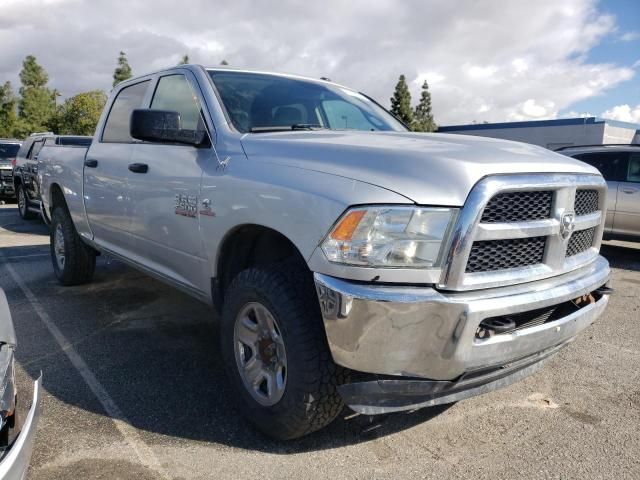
[30,140,45,159]
[627,154,640,183]
[573,152,626,181]
[102,81,150,143]
[150,74,201,131]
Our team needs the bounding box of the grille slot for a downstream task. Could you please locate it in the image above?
[566,227,596,257]
[480,191,552,223]
[574,189,599,216]
[466,236,546,273]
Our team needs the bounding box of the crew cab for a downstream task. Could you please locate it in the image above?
[13,133,92,221]
[39,65,611,439]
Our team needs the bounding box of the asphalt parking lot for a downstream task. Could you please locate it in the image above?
[0,202,639,480]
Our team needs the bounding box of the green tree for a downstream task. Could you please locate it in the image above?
[178,54,189,65]
[55,90,108,135]
[17,55,55,135]
[113,51,132,87]
[0,82,19,138]
[390,74,413,126]
[412,80,436,132]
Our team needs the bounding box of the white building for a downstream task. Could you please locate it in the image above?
[438,117,640,150]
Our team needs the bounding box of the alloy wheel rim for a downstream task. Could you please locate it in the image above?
[233,302,287,406]
[54,224,65,270]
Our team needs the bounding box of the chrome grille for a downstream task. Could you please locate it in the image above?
[466,237,546,273]
[566,227,596,257]
[439,174,607,291]
[574,189,599,216]
[480,191,552,223]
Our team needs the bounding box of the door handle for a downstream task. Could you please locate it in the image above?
[84,159,98,168]
[621,188,637,194]
[128,163,148,173]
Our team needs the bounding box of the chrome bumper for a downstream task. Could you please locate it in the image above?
[314,255,610,381]
[0,376,42,480]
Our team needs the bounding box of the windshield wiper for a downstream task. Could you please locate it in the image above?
[249,124,326,133]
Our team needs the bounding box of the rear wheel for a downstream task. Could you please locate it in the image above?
[50,206,96,285]
[17,185,37,220]
[221,263,347,440]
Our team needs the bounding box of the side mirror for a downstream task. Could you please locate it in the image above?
[130,109,208,146]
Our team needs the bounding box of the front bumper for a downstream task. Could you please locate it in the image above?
[315,255,610,408]
[0,376,42,480]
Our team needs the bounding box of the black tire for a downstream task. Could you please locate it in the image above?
[17,184,37,220]
[50,206,96,286]
[221,262,348,440]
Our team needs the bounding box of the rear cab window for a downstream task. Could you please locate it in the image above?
[0,143,20,159]
[102,81,150,143]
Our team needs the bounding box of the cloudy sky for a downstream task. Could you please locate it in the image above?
[1,0,638,125]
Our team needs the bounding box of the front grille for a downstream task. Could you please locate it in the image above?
[574,189,599,216]
[466,236,546,273]
[566,227,596,257]
[480,191,552,223]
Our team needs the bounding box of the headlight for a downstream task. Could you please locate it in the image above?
[321,206,457,268]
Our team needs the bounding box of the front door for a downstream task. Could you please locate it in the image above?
[84,80,151,256]
[614,153,640,237]
[127,72,212,293]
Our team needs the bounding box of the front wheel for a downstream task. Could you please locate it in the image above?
[50,206,96,285]
[17,185,37,220]
[221,263,347,440]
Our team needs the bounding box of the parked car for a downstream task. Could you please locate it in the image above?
[0,289,41,479]
[0,140,21,201]
[558,144,640,241]
[14,133,92,221]
[39,65,611,439]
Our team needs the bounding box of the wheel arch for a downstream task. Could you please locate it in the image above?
[212,223,310,309]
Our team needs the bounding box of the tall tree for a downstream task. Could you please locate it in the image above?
[412,80,436,132]
[113,51,132,87]
[0,82,19,138]
[178,54,189,65]
[56,90,108,136]
[17,55,55,135]
[390,74,413,126]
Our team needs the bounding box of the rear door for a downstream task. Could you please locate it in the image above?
[613,152,640,237]
[573,152,626,234]
[127,71,212,293]
[84,80,151,256]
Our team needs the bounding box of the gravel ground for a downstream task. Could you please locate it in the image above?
[0,202,638,480]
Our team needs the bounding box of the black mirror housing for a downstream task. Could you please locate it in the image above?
[130,109,207,146]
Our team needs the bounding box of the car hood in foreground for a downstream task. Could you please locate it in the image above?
[240,131,600,206]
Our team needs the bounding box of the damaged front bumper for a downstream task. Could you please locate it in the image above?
[314,255,610,414]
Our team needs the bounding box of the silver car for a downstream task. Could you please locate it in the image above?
[0,289,41,479]
[559,144,640,241]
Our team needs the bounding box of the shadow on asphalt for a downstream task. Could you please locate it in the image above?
[600,242,640,272]
[4,245,453,454]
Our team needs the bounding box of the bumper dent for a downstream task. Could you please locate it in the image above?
[314,256,610,381]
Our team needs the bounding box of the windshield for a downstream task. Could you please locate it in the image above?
[208,70,406,133]
[0,143,20,159]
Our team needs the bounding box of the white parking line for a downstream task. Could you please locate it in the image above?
[2,259,171,480]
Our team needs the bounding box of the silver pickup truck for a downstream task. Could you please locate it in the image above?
[39,65,611,439]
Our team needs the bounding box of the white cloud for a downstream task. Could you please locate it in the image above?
[0,0,635,125]
[620,31,640,42]
[601,104,640,123]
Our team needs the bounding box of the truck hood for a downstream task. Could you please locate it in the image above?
[240,131,599,206]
